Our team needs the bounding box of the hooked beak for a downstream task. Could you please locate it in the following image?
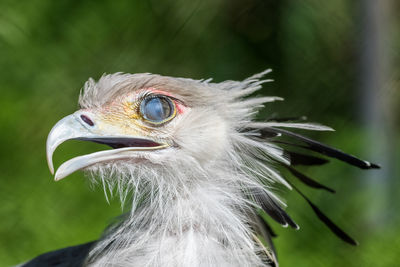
[46,113,168,181]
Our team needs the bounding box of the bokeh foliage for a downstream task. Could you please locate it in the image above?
[0,0,399,266]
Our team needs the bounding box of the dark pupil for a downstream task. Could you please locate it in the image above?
[141,97,172,123]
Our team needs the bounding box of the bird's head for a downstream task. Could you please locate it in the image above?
[45,71,377,261]
[47,71,279,192]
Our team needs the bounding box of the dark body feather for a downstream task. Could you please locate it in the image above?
[20,241,95,267]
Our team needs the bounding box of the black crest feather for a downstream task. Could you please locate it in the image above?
[291,183,359,246]
[286,151,329,166]
[259,127,380,169]
[285,166,335,193]
[248,122,380,246]
[251,188,299,230]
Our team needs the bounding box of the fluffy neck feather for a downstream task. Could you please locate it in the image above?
[85,158,270,267]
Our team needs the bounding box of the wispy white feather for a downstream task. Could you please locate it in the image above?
[75,70,327,267]
[248,122,334,131]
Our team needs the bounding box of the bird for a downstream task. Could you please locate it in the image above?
[21,70,379,266]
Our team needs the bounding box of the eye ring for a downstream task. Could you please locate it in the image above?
[139,95,176,125]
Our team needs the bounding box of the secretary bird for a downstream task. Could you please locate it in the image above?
[22,70,379,266]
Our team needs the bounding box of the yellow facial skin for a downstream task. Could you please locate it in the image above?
[81,89,178,141]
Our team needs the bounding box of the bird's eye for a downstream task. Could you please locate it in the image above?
[140,96,176,124]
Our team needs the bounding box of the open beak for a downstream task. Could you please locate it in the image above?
[46,113,168,181]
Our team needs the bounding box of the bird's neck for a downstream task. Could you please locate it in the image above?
[87,169,265,267]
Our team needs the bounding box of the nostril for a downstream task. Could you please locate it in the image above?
[80,115,94,126]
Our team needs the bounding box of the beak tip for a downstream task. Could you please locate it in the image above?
[45,113,84,180]
[46,148,55,175]
[47,161,55,175]
[54,172,62,181]
[54,168,68,181]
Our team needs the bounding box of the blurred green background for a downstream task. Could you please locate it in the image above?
[0,0,399,266]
